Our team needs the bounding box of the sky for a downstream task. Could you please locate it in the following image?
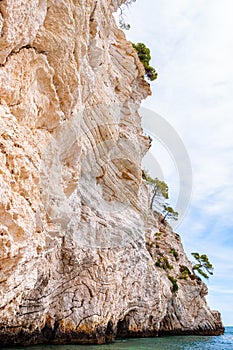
[118,0,233,326]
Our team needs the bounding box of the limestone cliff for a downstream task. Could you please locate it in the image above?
[0,0,223,346]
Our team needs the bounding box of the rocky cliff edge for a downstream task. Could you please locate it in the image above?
[0,0,224,346]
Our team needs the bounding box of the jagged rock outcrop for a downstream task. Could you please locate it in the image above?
[0,0,224,346]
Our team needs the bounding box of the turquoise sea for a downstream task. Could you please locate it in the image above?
[2,327,233,350]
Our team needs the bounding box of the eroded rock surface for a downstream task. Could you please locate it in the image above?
[0,0,224,346]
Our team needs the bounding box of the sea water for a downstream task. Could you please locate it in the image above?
[2,327,233,350]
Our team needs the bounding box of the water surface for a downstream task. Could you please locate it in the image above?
[2,327,233,350]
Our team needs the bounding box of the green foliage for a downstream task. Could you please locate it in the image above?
[170,248,178,259]
[154,180,169,200]
[142,170,178,223]
[179,265,191,280]
[162,205,179,222]
[145,66,158,81]
[142,170,168,209]
[168,275,179,293]
[191,252,214,279]
[132,42,158,81]
[142,169,155,183]
[179,270,189,280]
[154,231,162,238]
[132,43,151,66]
[156,256,173,270]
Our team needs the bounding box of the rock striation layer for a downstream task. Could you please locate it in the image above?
[0,0,224,346]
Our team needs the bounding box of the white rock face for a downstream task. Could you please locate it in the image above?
[0,0,223,345]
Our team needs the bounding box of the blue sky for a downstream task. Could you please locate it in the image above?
[118,0,233,326]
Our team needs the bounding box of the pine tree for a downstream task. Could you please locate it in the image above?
[191,252,214,279]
